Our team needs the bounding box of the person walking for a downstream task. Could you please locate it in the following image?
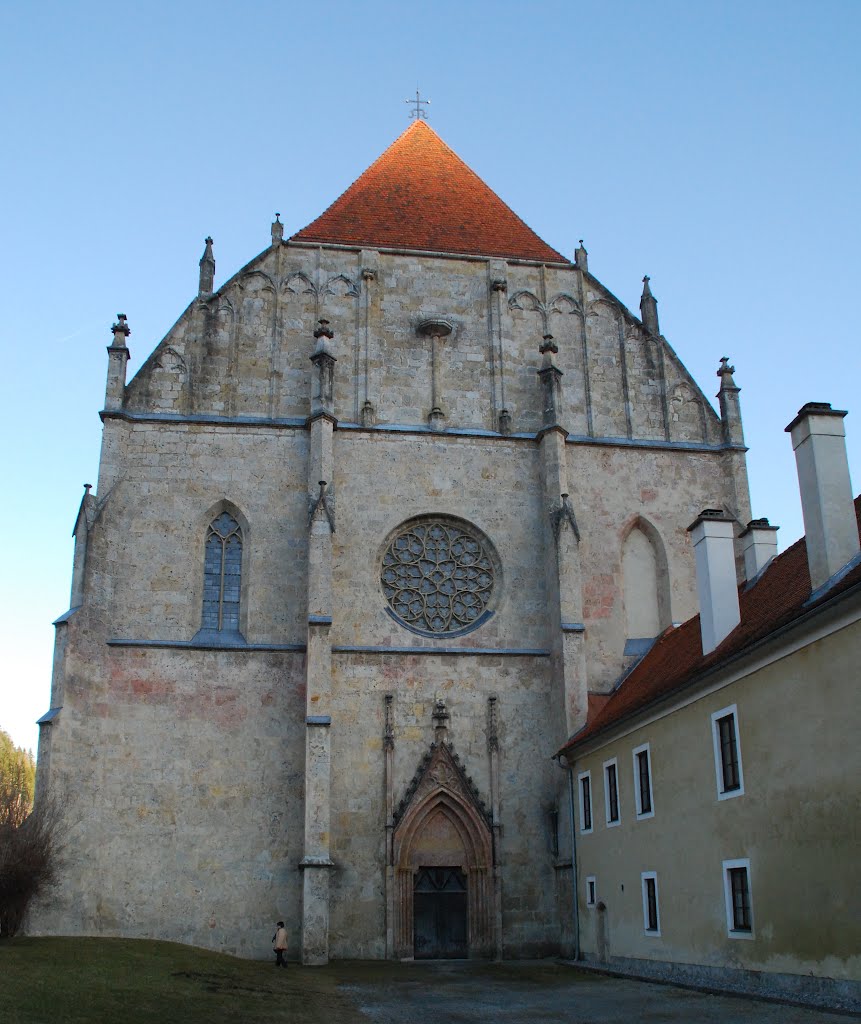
[272,921,288,968]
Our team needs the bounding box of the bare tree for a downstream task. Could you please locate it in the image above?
[0,737,62,937]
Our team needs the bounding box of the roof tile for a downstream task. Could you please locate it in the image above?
[291,121,567,263]
[562,496,861,753]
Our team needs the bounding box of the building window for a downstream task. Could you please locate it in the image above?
[380,517,498,637]
[711,705,744,799]
[578,771,593,834]
[632,743,654,819]
[585,876,597,908]
[723,859,754,938]
[202,511,243,634]
[604,758,620,826]
[641,872,660,935]
[549,809,559,858]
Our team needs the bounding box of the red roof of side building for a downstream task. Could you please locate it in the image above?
[560,496,861,755]
[291,120,568,264]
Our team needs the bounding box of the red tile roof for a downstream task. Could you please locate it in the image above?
[561,497,861,754]
[291,121,568,263]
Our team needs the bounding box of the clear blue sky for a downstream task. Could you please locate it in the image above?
[2,0,859,752]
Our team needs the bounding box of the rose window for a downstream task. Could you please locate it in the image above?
[381,519,496,636]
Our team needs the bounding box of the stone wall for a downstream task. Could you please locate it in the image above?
[37,624,306,957]
[123,242,724,446]
[34,240,749,959]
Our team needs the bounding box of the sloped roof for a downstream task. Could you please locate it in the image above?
[291,120,568,263]
[561,497,861,754]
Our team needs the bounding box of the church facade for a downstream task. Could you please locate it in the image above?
[35,121,751,961]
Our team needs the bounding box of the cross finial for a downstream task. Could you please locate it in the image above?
[111,313,130,343]
[405,89,430,120]
[271,212,284,246]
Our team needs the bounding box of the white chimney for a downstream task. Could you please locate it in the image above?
[687,510,741,655]
[786,403,859,591]
[739,518,779,581]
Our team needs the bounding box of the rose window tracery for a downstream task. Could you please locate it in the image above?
[381,519,496,636]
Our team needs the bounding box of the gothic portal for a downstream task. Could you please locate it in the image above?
[390,715,497,959]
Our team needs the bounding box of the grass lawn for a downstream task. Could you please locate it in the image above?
[0,937,363,1024]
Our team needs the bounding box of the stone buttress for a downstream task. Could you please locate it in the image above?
[300,319,337,964]
[536,333,588,742]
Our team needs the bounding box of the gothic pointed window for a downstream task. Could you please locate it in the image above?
[201,512,242,636]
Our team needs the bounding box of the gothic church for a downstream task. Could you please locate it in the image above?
[35,120,751,961]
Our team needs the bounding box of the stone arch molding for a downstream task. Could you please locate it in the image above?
[620,514,672,641]
[669,379,707,442]
[392,741,495,959]
[508,289,582,335]
[153,345,187,374]
[280,269,360,301]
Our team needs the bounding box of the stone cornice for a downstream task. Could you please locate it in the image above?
[107,638,306,652]
[97,410,744,453]
[333,644,549,656]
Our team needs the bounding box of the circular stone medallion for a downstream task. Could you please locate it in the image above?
[381,519,497,636]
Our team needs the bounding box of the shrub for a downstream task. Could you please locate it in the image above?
[0,732,62,938]
[0,797,63,938]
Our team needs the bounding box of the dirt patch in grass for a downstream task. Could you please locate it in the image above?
[169,968,282,996]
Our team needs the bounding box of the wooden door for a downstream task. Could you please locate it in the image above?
[413,867,467,959]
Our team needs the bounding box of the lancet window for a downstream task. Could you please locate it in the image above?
[201,512,242,633]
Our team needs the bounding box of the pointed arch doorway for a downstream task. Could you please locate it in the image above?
[391,742,496,959]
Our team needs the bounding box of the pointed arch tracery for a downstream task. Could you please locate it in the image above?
[193,500,249,643]
[395,787,492,873]
[548,292,582,317]
[202,512,242,633]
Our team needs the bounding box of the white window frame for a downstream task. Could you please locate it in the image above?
[641,871,661,936]
[603,757,621,827]
[585,875,597,908]
[722,858,754,939]
[711,704,745,800]
[578,770,593,835]
[632,742,655,820]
